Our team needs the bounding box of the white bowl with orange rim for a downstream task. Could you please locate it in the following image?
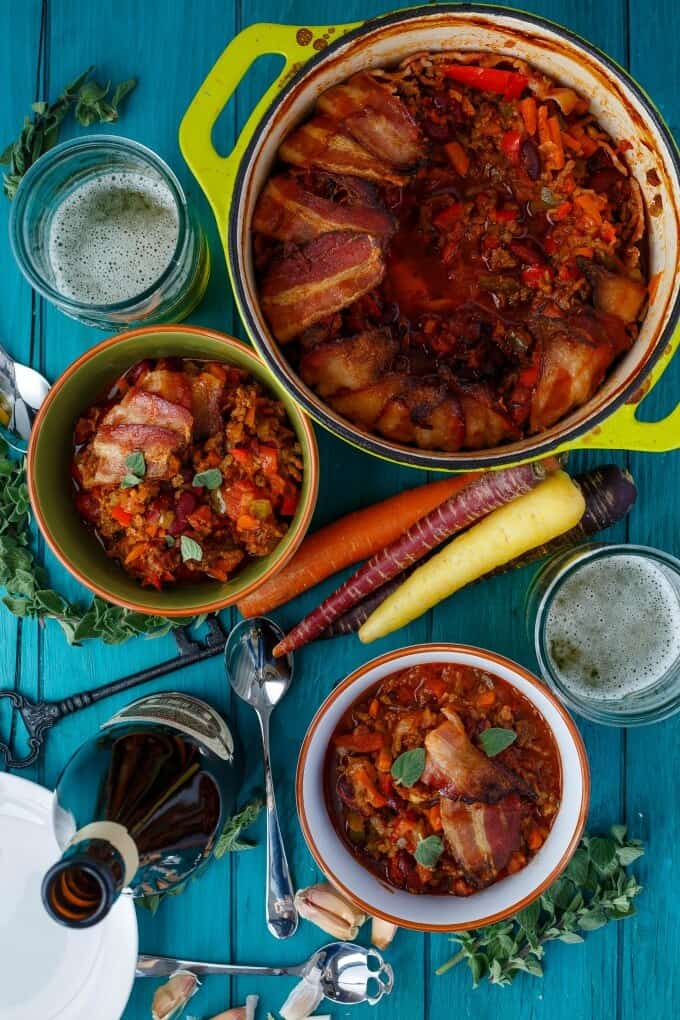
[296,643,589,932]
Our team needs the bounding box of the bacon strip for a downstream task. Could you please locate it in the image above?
[317,72,424,167]
[103,389,193,444]
[423,707,530,803]
[190,372,224,438]
[252,174,395,243]
[441,794,524,886]
[279,116,408,186]
[260,232,385,343]
[139,369,193,409]
[82,424,184,487]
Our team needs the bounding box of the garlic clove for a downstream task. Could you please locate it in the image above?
[151,970,200,1020]
[206,995,259,1020]
[279,969,324,1020]
[294,882,366,940]
[371,916,399,949]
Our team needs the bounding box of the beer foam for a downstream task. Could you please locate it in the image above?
[545,553,680,701]
[48,171,179,305]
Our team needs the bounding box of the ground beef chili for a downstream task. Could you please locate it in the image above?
[252,51,647,452]
[72,357,302,589]
[326,663,562,895]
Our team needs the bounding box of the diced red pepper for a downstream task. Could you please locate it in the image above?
[433,202,464,229]
[441,64,529,100]
[501,129,522,164]
[280,482,299,517]
[110,505,133,527]
[231,446,252,466]
[522,264,553,287]
[510,241,544,265]
[551,200,573,222]
[494,207,518,222]
[258,445,279,476]
[543,234,558,255]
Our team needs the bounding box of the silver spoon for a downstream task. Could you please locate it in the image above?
[136,941,394,1007]
[0,341,51,452]
[225,617,298,939]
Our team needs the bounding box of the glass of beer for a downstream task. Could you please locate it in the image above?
[526,543,680,725]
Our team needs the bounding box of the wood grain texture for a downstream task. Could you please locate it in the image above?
[0,1,677,1018]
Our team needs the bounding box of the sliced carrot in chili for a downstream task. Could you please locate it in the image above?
[377,747,392,773]
[355,765,387,808]
[527,827,544,851]
[443,140,469,176]
[519,96,537,135]
[427,803,442,831]
[547,116,565,169]
[424,676,448,699]
[537,104,551,148]
[231,447,252,466]
[332,732,384,752]
[369,698,380,719]
[476,689,496,708]
[237,514,259,531]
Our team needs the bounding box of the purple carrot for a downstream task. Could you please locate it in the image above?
[273,458,557,656]
[321,464,636,638]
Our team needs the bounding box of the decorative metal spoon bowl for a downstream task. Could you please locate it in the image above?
[224,616,298,939]
[136,941,394,1007]
[0,340,50,451]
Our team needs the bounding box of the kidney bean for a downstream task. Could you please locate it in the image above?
[520,137,541,180]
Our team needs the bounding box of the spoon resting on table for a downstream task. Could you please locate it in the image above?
[0,340,51,452]
[136,941,394,1007]
[224,617,298,939]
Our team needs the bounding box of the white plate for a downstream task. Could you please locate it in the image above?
[0,772,138,1020]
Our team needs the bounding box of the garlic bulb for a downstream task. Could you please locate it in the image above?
[279,969,324,1020]
[371,917,398,949]
[151,970,199,1020]
[294,882,366,940]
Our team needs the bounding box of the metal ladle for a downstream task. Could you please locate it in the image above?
[136,941,394,1007]
[0,341,51,452]
[224,617,298,939]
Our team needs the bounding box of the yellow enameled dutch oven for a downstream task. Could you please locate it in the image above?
[180,4,680,471]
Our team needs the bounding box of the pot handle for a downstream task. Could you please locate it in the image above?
[179,21,360,228]
[559,326,680,454]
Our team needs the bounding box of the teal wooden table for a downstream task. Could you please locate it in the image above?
[1,2,678,1018]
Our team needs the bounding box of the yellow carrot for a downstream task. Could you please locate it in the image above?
[358,471,585,643]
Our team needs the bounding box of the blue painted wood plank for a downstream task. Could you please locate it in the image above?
[622,0,680,1017]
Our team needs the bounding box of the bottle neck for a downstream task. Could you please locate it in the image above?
[42,835,128,929]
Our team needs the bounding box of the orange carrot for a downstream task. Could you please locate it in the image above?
[444,140,469,176]
[561,131,582,152]
[377,747,392,773]
[548,116,565,169]
[519,96,537,135]
[537,104,551,148]
[476,689,496,708]
[274,461,557,658]
[369,698,380,719]
[237,474,479,617]
[332,732,384,753]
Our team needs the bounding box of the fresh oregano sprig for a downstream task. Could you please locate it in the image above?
[1,66,136,199]
[436,824,644,987]
[0,441,191,644]
[137,798,263,915]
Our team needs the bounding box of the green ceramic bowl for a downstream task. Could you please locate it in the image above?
[28,325,319,616]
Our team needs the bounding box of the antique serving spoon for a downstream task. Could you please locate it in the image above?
[136,941,394,1007]
[0,340,51,452]
[224,617,298,939]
